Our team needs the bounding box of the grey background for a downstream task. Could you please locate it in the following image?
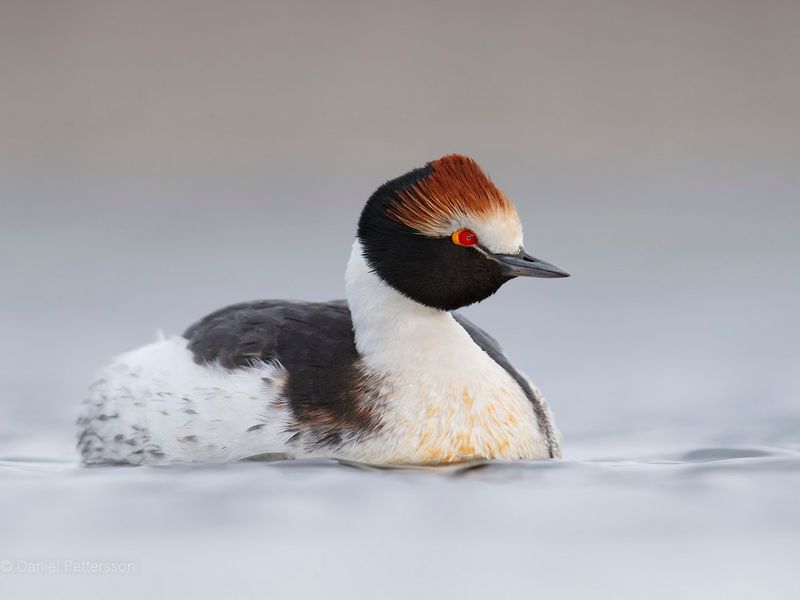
[1,3,799,599]
[2,1,797,451]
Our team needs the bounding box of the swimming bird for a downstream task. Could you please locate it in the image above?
[78,154,569,466]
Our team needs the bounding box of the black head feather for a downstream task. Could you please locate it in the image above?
[357,162,512,311]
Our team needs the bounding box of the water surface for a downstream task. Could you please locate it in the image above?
[2,436,798,600]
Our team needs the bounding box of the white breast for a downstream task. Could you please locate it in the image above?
[340,355,549,465]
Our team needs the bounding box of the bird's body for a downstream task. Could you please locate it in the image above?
[79,155,568,465]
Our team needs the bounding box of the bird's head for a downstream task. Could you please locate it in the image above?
[357,154,569,311]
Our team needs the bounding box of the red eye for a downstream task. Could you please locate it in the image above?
[452,228,478,247]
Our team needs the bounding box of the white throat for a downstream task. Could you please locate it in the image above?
[345,240,479,374]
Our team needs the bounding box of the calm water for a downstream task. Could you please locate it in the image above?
[1,433,798,600]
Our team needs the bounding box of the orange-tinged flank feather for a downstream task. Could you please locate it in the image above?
[387,154,517,236]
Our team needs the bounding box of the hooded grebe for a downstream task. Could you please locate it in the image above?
[78,154,569,465]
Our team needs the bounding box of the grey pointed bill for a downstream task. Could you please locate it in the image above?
[485,249,570,278]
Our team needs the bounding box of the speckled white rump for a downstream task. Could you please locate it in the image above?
[79,338,295,464]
